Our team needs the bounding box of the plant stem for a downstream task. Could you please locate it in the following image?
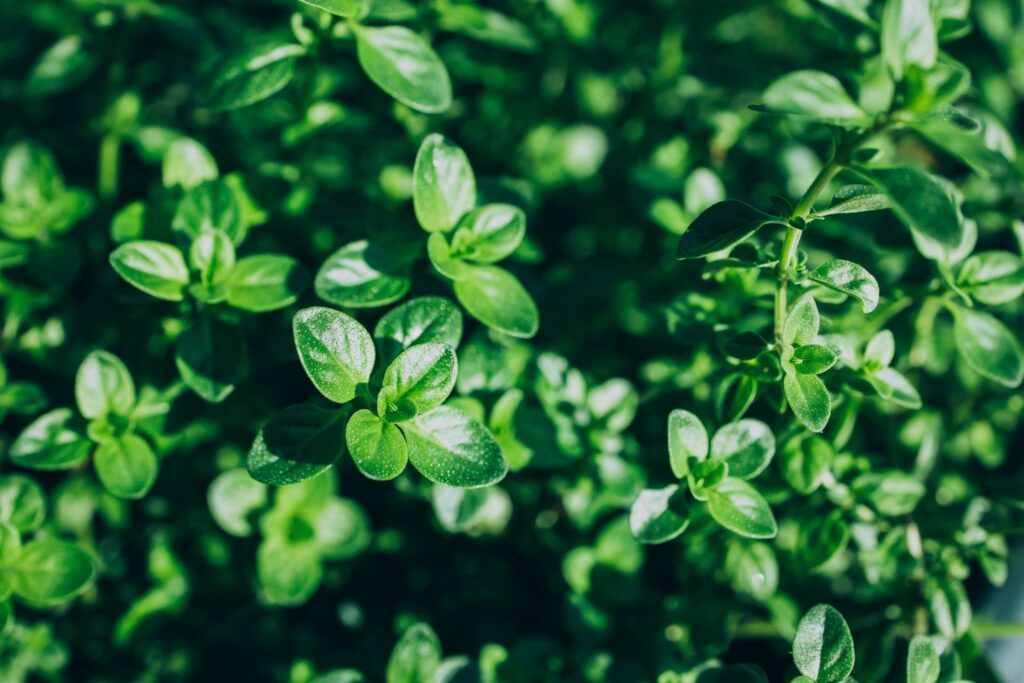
[774,159,843,343]
[99,133,121,202]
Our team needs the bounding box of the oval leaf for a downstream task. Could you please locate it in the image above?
[401,406,508,488]
[293,307,375,403]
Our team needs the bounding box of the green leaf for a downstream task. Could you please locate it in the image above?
[226,254,308,312]
[807,259,880,313]
[667,409,708,479]
[345,409,408,481]
[792,344,839,375]
[0,476,46,533]
[797,510,850,570]
[853,471,925,516]
[864,329,895,369]
[11,537,96,606]
[677,201,775,260]
[354,26,452,114]
[710,419,775,480]
[9,408,91,470]
[819,185,891,216]
[374,296,463,362]
[910,118,1010,178]
[784,373,831,433]
[780,435,834,494]
[202,43,303,111]
[378,343,457,423]
[162,137,218,191]
[451,204,526,263]
[297,0,369,18]
[109,241,190,301]
[175,318,248,403]
[401,406,508,488]
[257,537,321,606]
[907,636,940,683]
[207,468,268,537]
[881,0,937,80]
[453,265,539,338]
[724,540,778,600]
[172,180,245,245]
[189,230,236,287]
[866,366,922,408]
[724,332,771,360]
[75,350,136,419]
[784,294,820,346]
[413,134,476,233]
[437,5,538,52]
[760,70,868,123]
[387,622,442,683]
[792,604,855,683]
[629,485,690,544]
[427,233,470,279]
[956,251,1024,306]
[926,578,971,640]
[314,240,411,308]
[853,166,962,250]
[247,404,345,486]
[706,478,778,539]
[93,433,159,499]
[952,307,1024,388]
[293,307,375,403]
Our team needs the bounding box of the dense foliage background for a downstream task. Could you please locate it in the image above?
[0,0,1023,681]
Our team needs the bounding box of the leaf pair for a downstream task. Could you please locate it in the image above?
[780,294,834,433]
[254,305,507,488]
[415,135,539,338]
[10,351,159,499]
[642,410,778,540]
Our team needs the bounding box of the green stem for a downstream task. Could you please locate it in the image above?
[973,620,1024,638]
[774,159,843,343]
[98,133,121,202]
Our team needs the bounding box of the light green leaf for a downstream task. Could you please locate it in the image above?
[207,468,268,537]
[956,251,1024,306]
[354,26,452,114]
[93,433,159,499]
[853,471,925,516]
[710,419,775,480]
[911,118,1010,178]
[706,478,778,539]
[297,0,369,18]
[820,185,891,216]
[952,307,1023,388]
[387,622,442,683]
[453,265,539,338]
[907,636,941,683]
[226,254,308,312]
[781,435,834,495]
[807,259,880,312]
[784,294,820,346]
[11,537,96,606]
[413,134,476,233]
[189,230,236,287]
[402,406,508,488]
[867,366,922,408]
[162,137,218,191]
[926,579,971,640]
[0,476,46,533]
[864,329,895,369]
[75,350,136,419]
[761,70,868,122]
[451,204,526,263]
[629,485,690,544]
[175,318,248,403]
[172,179,245,245]
[293,307,375,403]
[792,344,839,375]
[677,201,775,260]
[853,165,962,250]
[110,240,190,302]
[257,537,321,606]
[9,409,91,470]
[667,409,708,479]
[378,342,457,422]
[202,43,303,111]
[784,372,831,433]
[345,409,408,481]
[314,240,411,308]
[374,296,463,362]
[792,604,855,683]
[881,0,937,79]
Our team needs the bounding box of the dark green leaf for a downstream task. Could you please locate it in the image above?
[203,43,304,111]
[710,419,775,480]
[226,254,308,312]
[11,537,95,606]
[760,70,867,123]
[853,166,962,250]
[807,259,880,312]
[315,240,412,309]
[629,485,690,544]
[175,318,248,403]
[354,26,452,114]
[792,604,855,682]
[952,307,1023,388]
[706,478,777,539]
[677,201,775,260]
[402,406,508,488]
[9,409,91,470]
